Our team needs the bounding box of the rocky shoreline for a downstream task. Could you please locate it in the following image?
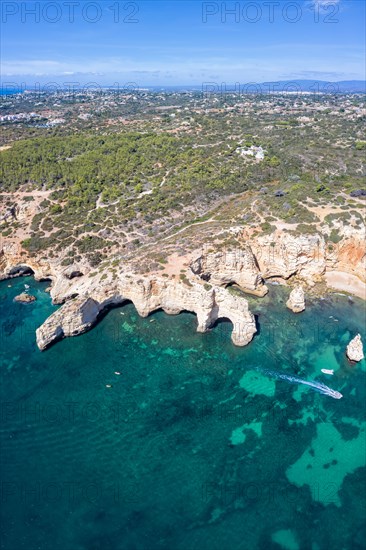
[35,278,257,351]
[0,231,365,351]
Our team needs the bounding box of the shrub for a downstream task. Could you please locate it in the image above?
[355,141,366,150]
[329,229,342,244]
[50,204,62,214]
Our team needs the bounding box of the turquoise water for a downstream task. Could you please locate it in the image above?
[0,277,365,550]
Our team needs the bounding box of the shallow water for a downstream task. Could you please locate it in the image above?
[0,277,365,550]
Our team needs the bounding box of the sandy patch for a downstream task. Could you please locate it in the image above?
[306,204,348,223]
[325,271,366,300]
[162,252,193,276]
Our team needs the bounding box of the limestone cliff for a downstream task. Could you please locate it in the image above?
[36,297,100,349]
[286,286,305,313]
[1,226,365,352]
[0,241,53,282]
[36,275,256,350]
[190,247,268,296]
[326,236,366,283]
[251,233,327,284]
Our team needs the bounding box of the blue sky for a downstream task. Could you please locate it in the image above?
[1,0,365,86]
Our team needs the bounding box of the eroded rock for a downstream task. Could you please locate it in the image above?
[286,286,305,313]
[346,334,365,362]
[14,293,36,303]
[36,297,101,350]
[36,276,257,350]
[190,248,268,297]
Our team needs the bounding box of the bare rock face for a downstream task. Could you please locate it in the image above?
[36,297,101,350]
[252,234,327,284]
[1,229,364,353]
[0,243,52,282]
[328,237,366,283]
[14,292,36,303]
[346,334,365,363]
[35,275,257,350]
[190,247,268,296]
[16,201,41,222]
[286,286,305,313]
[213,286,257,346]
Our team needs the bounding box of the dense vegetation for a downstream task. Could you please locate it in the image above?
[0,90,365,267]
[0,132,254,201]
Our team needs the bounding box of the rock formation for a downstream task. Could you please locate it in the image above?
[327,236,366,283]
[0,242,52,282]
[36,296,100,349]
[36,276,257,351]
[1,226,365,352]
[64,266,84,280]
[251,233,327,284]
[190,247,268,296]
[346,334,365,362]
[286,286,305,313]
[14,293,36,303]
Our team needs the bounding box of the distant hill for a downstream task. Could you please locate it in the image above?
[1,78,365,95]
[259,80,366,93]
[151,80,366,94]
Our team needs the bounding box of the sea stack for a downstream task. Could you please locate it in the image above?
[346,334,365,363]
[286,286,305,313]
[14,293,36,303]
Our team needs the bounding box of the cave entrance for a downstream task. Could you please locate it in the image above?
[8,265,35,278]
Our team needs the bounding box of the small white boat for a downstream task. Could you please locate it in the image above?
[106,384,112,388]
[321,369,334,375]
[114,371,121,375]
[24,284,30,290]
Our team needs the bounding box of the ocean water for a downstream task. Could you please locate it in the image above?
[0,276,365,550]
[0,89,24,96]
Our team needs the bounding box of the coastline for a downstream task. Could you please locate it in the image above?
[1,227,365,351]
[325,271,366,301]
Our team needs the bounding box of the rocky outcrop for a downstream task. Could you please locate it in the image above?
[36,276,257,350]
[286,286,305,313]
[14,293,36,303]
[0,242,53,282]
[1,226,365,352]
[346,334,365,363]
[64,266,84,280]
[36,297,101,350]
[0,205,16,224]
[251,233,327,284]
[327,237,366,283]
[190,247,268,296]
